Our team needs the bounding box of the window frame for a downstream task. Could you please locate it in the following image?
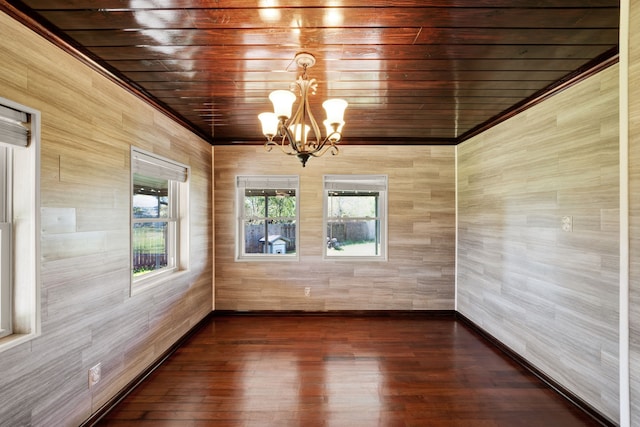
[323,175,388,261]
[0,217,11,339]
[0,97,41,351]
[235,175,299,261]
[130,147,189,294]
[0,146,11,339]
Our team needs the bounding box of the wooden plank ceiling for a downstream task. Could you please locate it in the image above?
[7,1,619,145]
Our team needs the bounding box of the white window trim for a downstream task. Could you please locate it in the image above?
[323,174,388,261]
[0,97,41,352]
[130,147,189,295]
[0,222,11,338]
[235,175,300,262]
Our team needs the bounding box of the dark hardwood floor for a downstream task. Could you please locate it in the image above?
[94,315,603,426]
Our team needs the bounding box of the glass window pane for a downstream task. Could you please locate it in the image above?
[133,222,169,275]
[244,193,266,218]
[243,220,296,254]
[327,219,380,256]
[244,190,296,220]
[133,173,169,219]
[327,193,378,218]
[267,194,296,219]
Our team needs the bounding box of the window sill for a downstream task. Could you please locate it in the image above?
[0,331,40,353]
[324,256,388,262]
[236,254,299,262]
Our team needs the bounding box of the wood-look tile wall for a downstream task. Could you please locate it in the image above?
[457,65,620,421]
[0,12,213,427]
[214,145,456,311]
[628,1,640,425]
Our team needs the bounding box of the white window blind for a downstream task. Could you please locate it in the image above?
[0,104,29,148]
[237,176,299,190]
[132,149,188,183]
[324,175,387,192]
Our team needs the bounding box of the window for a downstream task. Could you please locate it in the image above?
[236,176,299,260]
[324,175,387,260]
[0,98,40,348]
[131,148,189,291]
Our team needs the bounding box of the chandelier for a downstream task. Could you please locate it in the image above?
[258,53,348,167]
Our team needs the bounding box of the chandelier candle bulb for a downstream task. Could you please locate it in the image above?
[290,124,310,143]
[258,112,278,138]
[322,99,348,124]
[269,90,296,119]
[323,120,344,142]
[258,52,348,167]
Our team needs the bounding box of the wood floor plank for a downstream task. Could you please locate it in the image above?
[94,315,602,426]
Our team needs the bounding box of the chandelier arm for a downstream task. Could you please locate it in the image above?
[265,139,292,155]
[307,139,339,158]
[286,110,306,154]
[263,133,277,152]
[311,127,341,154]
[302,79,322,150]
[288,77,323,153]
[264,119,301,156]
[265,139,304,157]
[309,135,327,154]
[278,121,302,155]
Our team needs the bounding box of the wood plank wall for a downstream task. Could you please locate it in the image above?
[628,1,640,425]
[0,12,213,427]
[214,145,455,311]
[457,65,620,421]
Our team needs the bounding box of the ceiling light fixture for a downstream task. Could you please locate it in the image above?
[258,52,348,167]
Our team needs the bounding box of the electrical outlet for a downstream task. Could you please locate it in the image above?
[88,363,101,388]
[561,215,573,232]
[304,287,311,297]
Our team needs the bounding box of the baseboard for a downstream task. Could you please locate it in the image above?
[455,312,617,427]
[80,312,215,427]
[212,309,456,318]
